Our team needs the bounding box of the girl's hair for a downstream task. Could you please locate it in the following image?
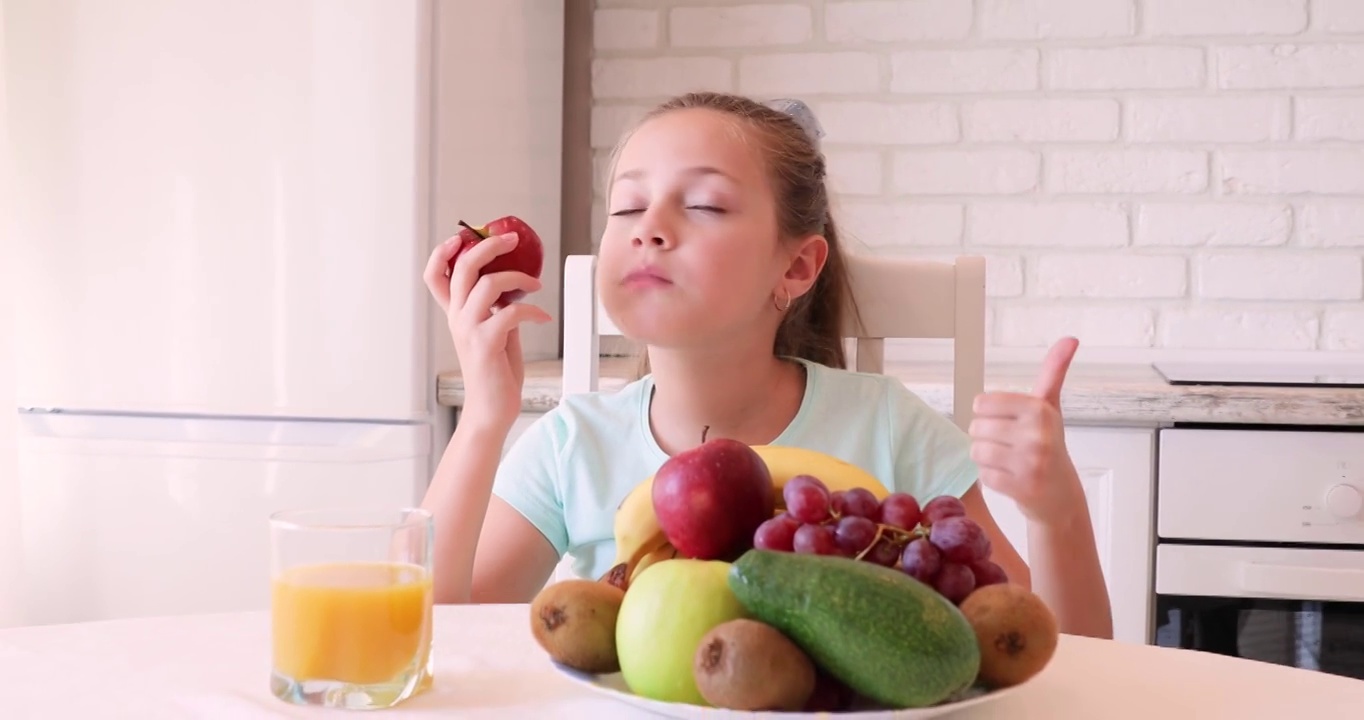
[604,91,860,374]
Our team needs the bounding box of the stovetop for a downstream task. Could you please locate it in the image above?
[1154,361,1364,389]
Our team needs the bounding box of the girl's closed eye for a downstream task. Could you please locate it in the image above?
[609,203,727,216]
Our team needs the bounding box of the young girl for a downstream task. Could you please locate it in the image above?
[421,91,1113,639]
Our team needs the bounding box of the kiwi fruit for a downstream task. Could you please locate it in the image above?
[692,618,816,711]
[529,579,625,673]
[958,583,1060,688]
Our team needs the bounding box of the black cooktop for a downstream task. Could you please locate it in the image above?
[1154,361,1364,389]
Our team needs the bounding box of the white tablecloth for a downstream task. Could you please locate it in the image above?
[2,604,1362,718]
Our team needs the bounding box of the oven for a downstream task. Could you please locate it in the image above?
[1152,425,1364,681]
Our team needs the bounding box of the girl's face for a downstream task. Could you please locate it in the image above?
[598,108,787,349]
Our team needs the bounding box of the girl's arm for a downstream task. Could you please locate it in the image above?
[959,483,1032,591]
[420,421,559,605]
[468,498,561,604]
[419,225,556,604]
[1022,487,1113,639]
[962,482,1113,639]
[966,337,1114,640]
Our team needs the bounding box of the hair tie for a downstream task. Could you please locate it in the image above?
[764,98,824,151]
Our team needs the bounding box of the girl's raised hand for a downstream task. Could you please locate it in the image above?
[423,231,552,432]
[967,337,1087,527]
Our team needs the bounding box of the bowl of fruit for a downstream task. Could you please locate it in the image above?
[529,439,1059,718]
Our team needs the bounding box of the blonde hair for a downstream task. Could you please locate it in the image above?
[603,91,859,376]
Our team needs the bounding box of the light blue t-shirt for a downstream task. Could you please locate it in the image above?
[491,357,980,582]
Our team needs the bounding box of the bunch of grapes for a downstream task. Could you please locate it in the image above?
[753,475,1008,605]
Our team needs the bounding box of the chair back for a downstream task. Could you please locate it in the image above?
[561,253,986,429]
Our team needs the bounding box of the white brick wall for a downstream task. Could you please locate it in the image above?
[591,0,1364,353]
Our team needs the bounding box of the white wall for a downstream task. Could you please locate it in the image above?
[420,4,564,477]
[0,0,23,628]
[589,0,1364,360]
[424,1,565,473]
[430,1,565,370]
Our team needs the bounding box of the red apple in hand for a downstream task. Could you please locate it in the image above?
[445,215,545,308]
[652,429,775,560]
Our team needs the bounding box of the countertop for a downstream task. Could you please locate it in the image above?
[3,603,1362,718]
[436,358,1364,427]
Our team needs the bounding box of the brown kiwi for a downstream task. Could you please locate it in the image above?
[529,579,625,673]
[692,618,816,711]
[959,583,1060,688]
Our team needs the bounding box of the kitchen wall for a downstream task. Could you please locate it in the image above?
[587,0,1364,359]
[431,1,565,370]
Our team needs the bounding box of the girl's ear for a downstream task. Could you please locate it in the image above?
[782,233,829,301]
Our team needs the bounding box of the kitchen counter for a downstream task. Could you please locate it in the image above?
[5,603,1362,718]
[436,358,1364,427]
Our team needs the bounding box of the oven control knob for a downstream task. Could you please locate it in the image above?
[1325,484,1363,520]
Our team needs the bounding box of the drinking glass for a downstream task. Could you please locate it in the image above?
[269,507,434,709]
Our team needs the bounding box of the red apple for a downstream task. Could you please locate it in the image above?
[652,430,775,560]
[445,215,545,308]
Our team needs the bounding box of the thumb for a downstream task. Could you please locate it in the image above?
[1033,337,1079,409]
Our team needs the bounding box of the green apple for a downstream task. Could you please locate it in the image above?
[615,559,751,705]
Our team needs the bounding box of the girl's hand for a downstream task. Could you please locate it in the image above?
[423,231,552,432]
[967,337,1087,527]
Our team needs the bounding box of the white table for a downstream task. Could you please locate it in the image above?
[3,604,1362,718]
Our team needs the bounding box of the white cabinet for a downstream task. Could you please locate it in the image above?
[981,426,1156,646]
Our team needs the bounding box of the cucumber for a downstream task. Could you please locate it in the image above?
[728,549,980,709]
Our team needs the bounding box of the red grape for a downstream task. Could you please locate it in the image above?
[793,523,838,556]
[880,493,922,531]
[921,495,966,526]
[784,476,832,524]
[969,559,1009,587]
[753,514,801,552]
[932,562,976,604]
[929,515,991,563]
[900,537,942,584]
[833,516,877,555]
[840,488,881,522]
[863,538,901,567]
[829,490,847,517]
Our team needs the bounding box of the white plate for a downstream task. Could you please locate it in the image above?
[551,663,1026,719]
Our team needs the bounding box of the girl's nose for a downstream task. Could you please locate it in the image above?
[631,231,672,249]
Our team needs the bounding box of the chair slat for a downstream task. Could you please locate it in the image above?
[563,252,987,430]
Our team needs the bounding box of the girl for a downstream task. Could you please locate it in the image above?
[421,91,1113,639]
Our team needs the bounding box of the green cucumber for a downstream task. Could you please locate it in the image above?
[728,549,980,709]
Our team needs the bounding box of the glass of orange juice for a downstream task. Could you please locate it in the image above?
[268,507,434,709]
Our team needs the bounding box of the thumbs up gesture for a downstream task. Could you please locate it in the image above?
[968,337,1086,526]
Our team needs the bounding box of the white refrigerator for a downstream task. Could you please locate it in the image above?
[7,1,435,625]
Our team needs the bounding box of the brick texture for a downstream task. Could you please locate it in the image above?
[1143,0,1307,36]
[590,0,1364,352]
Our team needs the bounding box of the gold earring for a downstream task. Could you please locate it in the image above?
[774,287,792,312]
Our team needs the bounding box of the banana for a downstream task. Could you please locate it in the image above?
[752,445,890,504]
[629,542,679,585]
[599,478,662,591]
[600,445,890,591]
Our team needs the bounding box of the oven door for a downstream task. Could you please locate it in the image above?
[1154,544,1364,680]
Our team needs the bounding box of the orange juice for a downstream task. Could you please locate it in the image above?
[271,561,433,685]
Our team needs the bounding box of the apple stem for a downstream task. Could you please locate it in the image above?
[701,425,710,444]
[457,219,488,239]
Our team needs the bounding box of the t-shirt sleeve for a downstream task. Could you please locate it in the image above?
[490,411,570,557]
[886,382,980,501]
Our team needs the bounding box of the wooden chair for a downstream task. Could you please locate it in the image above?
[561,252,987,430]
